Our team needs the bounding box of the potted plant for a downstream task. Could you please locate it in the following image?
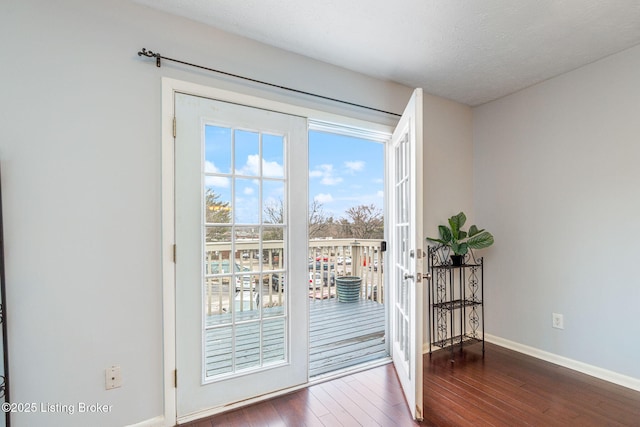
[426,212,494,266]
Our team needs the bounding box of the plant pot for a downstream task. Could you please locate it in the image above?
[450,255,464,266]
[336,276,362,303]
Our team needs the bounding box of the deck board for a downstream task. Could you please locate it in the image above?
[309,298,387,376]
[203,296,387,378]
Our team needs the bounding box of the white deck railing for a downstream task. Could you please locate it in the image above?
[203,238,385,315]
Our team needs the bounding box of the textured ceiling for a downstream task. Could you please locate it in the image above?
[135,0,640,106]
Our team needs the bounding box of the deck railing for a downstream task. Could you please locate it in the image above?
[307,239,384,303]
[203,238,384,315]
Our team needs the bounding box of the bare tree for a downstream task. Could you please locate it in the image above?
[263,199,284,241]
[309,199,330,238]
[342,204,384,239]
[263,199,284,225]
[263,198,330,239]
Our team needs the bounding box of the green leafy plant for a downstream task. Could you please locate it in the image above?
[426,212,494,255]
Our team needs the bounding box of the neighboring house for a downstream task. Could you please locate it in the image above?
[1,1,638,426]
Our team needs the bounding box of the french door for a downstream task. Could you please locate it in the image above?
[388,88,424,420]
[174,93,308,420]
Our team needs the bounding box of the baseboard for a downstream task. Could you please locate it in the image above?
[125,415,166,427]
[484,334,640,393]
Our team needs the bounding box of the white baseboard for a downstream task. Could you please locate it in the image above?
[125,415,165,427]
[484,334,640,392]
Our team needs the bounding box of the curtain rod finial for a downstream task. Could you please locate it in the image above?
[137,48,161,67]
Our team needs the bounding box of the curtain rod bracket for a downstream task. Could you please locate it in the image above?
[138,48,161,67]
[135,47,401,117]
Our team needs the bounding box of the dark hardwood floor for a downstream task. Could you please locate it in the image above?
[184,342,640,426]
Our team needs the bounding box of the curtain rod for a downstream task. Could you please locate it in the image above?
[137,48,401,117]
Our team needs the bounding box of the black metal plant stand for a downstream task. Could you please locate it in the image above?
[427,246,484,360]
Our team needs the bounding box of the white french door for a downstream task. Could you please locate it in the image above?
[388,88,424,420]
[174,93,308,420]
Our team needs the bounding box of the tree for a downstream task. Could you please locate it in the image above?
[341,204,384,239]
[263,199,284,225]
[263,198,330,239]
[309,199,330,239]
[205,188,231,242]
[263,199,284,241]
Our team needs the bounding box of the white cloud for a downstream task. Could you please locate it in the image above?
[309,164,343,186]
[243,155,261,175]
[344,160,365,173]
[243,187,254,195]
[376,190,384,198]
[204,161,230,187]
[204,160,219,173]
[237,154,284,177]
[263,159,284,177]
[314,193,334,203]
[322,176,343,185]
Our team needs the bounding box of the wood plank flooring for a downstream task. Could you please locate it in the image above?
[184,342,640,426]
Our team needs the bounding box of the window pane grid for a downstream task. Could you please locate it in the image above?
[202,123,288,380]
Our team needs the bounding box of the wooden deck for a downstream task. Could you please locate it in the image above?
[309,298,387,377]
[204,297,387,379]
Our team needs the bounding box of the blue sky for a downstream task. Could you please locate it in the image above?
[203,125,384,223]
[309,130,384,220]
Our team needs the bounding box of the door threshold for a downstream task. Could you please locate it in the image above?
[308,357,392,385]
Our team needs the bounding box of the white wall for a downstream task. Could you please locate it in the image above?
[474,44,640,380]
[420,94,474,345]
[0,1,414,425]
[423,93,474,236]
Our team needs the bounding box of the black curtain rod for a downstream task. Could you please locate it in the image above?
[137,48,401,117]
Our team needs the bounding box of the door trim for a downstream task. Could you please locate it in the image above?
[161,78,395,425]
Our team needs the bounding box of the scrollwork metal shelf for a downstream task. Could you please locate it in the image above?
[427,246,485,359]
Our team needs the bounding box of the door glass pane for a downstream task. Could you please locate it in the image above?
[262,226,285,270]
[263,180,285,223]
[204,277,231,321]
[235,323,261,371]
[203,124,288,381]
[263,318,286,364]
[263,134,284,178]
[235,130,260,176]
[264,272,285,318]
[205,125,232,174]
[205,186,232,225]
[234,178,260,224]
[262,225,285,318]
[205,327,233,377]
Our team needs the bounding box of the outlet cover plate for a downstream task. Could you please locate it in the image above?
[106,365,122,390]
[552,313,564,329]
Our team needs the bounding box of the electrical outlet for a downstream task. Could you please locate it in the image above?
[552,313,564,330]
[105,365,122,390]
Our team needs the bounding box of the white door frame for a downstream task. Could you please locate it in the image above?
[161,77,396,425]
